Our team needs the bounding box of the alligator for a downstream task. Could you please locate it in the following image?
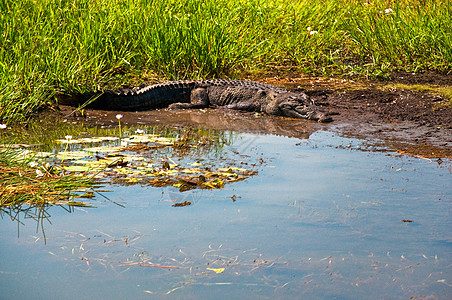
[63,79,332,122]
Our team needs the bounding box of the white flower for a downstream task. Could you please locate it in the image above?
[29,161,39,168]
[65,135,72,141]
[36,169,44,178]
[135,129,144,134]
[116,114,123,120]
[385,8,393,14]
[309,30,318,36]
[0,124,7,129]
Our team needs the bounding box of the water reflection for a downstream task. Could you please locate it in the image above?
[69,108,319,140]
[0,204,76,242]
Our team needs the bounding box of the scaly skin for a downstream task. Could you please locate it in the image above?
[66,79,332,122]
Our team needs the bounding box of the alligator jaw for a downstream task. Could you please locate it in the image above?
[312,111,333,123]
[280,105,333,122]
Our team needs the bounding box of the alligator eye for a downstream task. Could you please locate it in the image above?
[257,90,267,97]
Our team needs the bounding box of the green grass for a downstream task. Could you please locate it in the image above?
[0,0,451,123]
[0,145,95,207]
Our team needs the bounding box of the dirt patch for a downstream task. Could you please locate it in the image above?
[314,88,451,158]
[388,71,452,86]
[58,72,452,158]
[263,72,452,158]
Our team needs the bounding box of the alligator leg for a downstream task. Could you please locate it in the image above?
[168,88,209,109]
[225,102,260,112]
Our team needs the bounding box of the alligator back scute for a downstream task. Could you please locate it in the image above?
[100,80,197,111]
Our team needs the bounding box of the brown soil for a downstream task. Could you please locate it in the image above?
[316,88,451,158]
[263,72,452,158]
[58,72,452,158]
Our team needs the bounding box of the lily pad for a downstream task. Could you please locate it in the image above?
[63,165,93,172]
[56,136,119,144]
[123,134,175,145]
[35,151,53,158]
[56,151,91,160]
[83,146,122,153]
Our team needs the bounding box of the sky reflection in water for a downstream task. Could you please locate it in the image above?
[0,131,451,299]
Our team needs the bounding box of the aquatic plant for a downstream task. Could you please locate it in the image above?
[51,129,257,192]
[0,119,257,207]
[0,146,95,207]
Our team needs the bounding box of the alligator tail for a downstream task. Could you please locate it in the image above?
[58,80,197,111]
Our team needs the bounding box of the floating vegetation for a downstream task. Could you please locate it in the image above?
[48,129,258,192]
[1,122,259,208]
[172,201,192,207]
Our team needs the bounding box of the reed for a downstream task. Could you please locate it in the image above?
[0,146,95,207]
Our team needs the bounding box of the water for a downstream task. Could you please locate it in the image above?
[1,131,451,299]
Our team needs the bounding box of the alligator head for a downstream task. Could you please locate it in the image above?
[266,93,333,122]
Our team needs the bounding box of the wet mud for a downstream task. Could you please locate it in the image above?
[265,73,452,158]
[310,88,451,158]
[58,72,452,158]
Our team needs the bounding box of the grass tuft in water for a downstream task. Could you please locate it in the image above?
[0,145,95,207]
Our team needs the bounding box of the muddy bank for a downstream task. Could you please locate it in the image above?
[58,73,452,158]
[310,87,451,157]
[263,74,452,158]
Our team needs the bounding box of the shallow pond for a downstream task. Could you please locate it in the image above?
[1,130,451,299]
